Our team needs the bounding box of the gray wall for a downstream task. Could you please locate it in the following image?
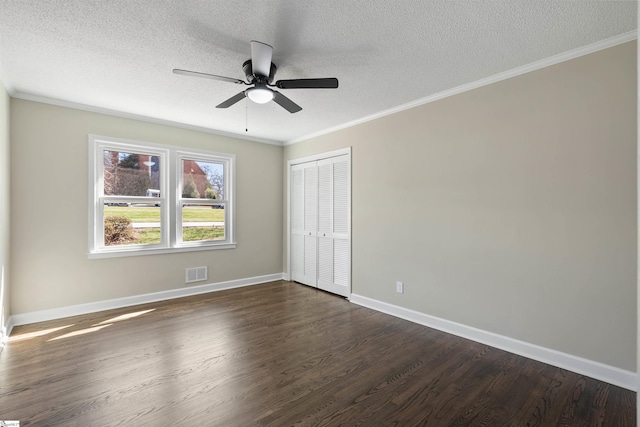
[0,80,9,342]
[284,41,637,371]
[10,99,283,314]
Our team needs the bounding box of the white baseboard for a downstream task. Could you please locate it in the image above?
[7,278,634,391]
[349,293,637,391]
[9,273,285,327]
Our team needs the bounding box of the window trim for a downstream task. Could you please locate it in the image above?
[88,135,236,259]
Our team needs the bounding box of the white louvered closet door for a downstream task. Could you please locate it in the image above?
[331,155,350,297]
[290,152,350,297]
[291,162,318,287]
[316,159,333,292]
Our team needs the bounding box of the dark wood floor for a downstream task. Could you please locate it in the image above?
[0,281,635,426]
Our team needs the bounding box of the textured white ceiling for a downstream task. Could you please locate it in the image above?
[0,0,636,144]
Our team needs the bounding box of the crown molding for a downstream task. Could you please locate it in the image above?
[285,30,638,146]
[10,92,284,146]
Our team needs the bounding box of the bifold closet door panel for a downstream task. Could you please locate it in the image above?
[291,162,317,287]
[317,159,333,292]
[331,155,350,297]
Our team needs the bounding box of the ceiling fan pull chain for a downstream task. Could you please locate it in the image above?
[245,98,248,132]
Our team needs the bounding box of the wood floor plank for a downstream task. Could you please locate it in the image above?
[0,281,635,426]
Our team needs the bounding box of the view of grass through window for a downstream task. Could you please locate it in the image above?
[104,205,224,246]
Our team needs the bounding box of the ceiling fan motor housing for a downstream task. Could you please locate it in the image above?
[243,59,277,84]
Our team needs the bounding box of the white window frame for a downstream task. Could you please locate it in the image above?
[175,150,232,248]
[88,135,236,258]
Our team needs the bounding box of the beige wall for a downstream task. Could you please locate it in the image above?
[10,100,283,314]
[0,80,9,341]
[284,42,637,371]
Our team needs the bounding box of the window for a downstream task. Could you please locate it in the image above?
[89,135,235,258]
[177,154,228,244]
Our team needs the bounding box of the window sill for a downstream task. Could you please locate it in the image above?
[88,243,237,259]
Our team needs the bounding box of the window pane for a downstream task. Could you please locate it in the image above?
[182,204,225,242]
[182,159,224,200]
[103,150,161,196]
[103,203,161,246]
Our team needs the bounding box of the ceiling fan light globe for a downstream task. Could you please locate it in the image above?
[246,87,274,104]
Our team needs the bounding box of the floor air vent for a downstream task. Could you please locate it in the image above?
[186,266,207,283]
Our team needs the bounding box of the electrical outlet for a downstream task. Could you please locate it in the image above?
[396,281,404,294]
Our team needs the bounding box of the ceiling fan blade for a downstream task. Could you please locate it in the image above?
[250,40,273,77]
[275,78,339,89]
[173,69,245,85]
[273,91,302,113]
[216,91,246,108]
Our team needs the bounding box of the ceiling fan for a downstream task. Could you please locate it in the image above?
[173,40,339,114]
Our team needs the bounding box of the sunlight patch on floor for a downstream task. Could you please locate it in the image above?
[48,324,112,341]
[9,325,75,342]
[94,309,156,326]
[7,309,158,344]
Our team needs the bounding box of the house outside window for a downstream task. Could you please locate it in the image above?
[89,135,235,258]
